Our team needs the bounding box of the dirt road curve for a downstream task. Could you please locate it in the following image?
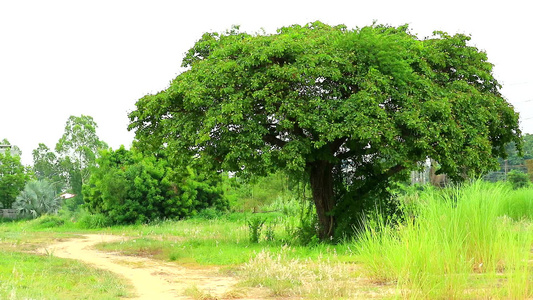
[38,234,240,299]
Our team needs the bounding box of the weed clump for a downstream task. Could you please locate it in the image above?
[30,215,64,229]
[77,213,111,229]
[247,216,265,243]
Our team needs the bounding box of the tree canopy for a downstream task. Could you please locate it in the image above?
[129,22,521,239]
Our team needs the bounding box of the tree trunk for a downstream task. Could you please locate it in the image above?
[308,160,335,240]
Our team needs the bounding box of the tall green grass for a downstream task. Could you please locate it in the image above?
[356,181,533,299]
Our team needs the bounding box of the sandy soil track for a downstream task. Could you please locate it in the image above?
[38,234,242,299]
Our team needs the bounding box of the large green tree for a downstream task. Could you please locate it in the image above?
[129,22,521,239]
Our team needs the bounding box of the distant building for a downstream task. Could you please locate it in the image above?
[0,144,21,157]
[60,193,76,199]
[0,144,10,154]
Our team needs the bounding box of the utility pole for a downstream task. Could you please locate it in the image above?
[504,159,508,181]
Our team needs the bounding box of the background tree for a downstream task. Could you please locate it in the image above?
[55,115,108,210]
[0,140,31,209]
[484,133,533,182]
[32,143,63,193]
[129,22,521,239]
[499,133,532,165]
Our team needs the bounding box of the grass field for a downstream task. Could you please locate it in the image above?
[0,181,531,299]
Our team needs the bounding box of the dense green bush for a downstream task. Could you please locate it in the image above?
[83,147,228,225]
[507,170,530,189]
[13,180,62,218]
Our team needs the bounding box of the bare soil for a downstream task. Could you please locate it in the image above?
[37,234,260,299]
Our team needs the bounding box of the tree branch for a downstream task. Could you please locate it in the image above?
[385,164,406,177]
[262,134,287,148]
[330,137,347,154]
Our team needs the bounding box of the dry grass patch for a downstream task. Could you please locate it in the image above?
[240,247,395,299]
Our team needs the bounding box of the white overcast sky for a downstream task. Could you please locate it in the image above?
[1,0,532,165]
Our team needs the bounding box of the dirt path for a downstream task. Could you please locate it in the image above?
[38,234,243,299]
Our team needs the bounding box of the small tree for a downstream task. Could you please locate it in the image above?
[14,180,61,218]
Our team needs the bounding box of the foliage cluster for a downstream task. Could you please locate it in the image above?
[246,216,265,243]
[83,146,228,225]
[28,214,65,229]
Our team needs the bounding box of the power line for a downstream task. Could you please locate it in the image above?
[511,98,533,104]
[507,82,530,86]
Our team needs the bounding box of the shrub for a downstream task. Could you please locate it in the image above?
[13,180,62,218]
[83,147,228,225]
[507,170,530,189]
